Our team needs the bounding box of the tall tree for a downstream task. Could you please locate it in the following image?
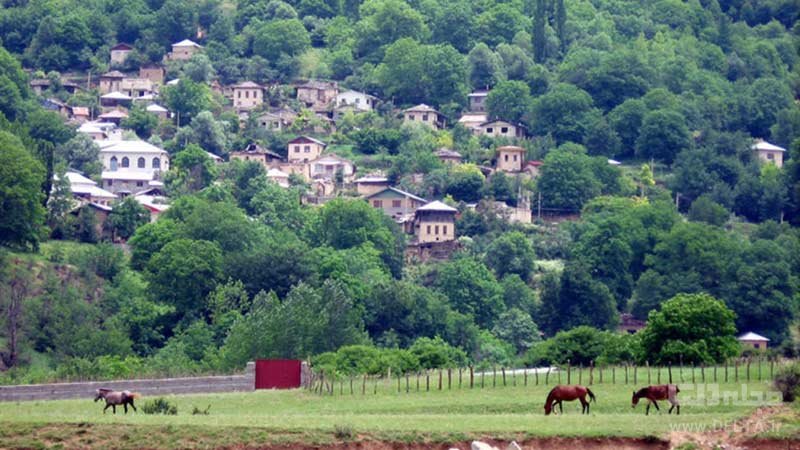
[0,131,46,250]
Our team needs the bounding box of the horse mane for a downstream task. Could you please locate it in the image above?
[633,386,649,398]
[544,386,558,412]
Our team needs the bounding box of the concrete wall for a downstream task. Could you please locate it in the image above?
[0,363,255,402]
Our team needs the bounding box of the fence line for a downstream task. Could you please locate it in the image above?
[306,357,789,397]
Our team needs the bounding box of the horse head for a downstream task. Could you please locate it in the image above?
[631,389,642,408]
[94,388,112,402]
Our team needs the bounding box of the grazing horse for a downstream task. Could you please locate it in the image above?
[632,384,680,415]
[544,385,596,415]
[94,388,140,414]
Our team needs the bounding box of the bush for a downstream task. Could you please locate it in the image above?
[191,405,211,415]
[142,397,178,415]
[774,362,800,402]
[333,424,354,440]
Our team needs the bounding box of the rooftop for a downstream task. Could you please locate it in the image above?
[101,170,155,181]
[146,104,168,113]
[98,140,168,155]
[100,91,132,100]
[417,200,458,213]
[436,148,462,158]
[366,187,427,203]
[289,135,326,146]
[752,140,786,152]
[405,103,439,113]
[738,332,770,342]
[497,145,526,153]
[98,110,129,119]
[173,39,202,48]
[101,70,126,78]
[233,81,262,89]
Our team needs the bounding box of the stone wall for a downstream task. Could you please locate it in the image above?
[0,362,255,402]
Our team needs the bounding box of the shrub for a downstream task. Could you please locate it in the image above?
[333,424,354,440]
[191,405,211,415]
[774,362,800,402]
[142,398,178,415]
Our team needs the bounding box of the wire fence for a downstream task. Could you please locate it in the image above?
[305,358,788,396]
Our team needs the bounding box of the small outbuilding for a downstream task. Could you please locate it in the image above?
[737,332,770,350]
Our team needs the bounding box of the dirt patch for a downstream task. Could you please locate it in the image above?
[668,405,794,450]
[222,437,670,450]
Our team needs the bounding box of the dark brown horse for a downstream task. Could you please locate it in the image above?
[632,384,680,415]
[94,388,140,414]
[544,385,596,415]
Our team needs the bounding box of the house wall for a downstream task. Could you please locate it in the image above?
[297,87,338,108]
[416,212,456,243]
[287,142,324,162]
[497,150,524,172]
[103,178,151,195]
[740,340,768,350]
[233,88,263,109]
[99,78,121,94]
[336,92,373,111]
[469,96,486,112]
[757,150,784,168]
[311,161,354,180]
[0,364,256,402]
[139,67,165,85]
[357,182,389,196]
[480,122,523,138]
[110,50,131,65]
[369,192,424,219]
[102,153,169,172]
[170,46,198,61]
[404,112,439,129]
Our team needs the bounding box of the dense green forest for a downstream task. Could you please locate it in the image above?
[0,0,799,381]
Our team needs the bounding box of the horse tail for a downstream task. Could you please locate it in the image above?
[128,392,141,399]
[586,387,596,403]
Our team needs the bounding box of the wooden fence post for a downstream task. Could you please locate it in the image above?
[405,373,410,393]
[470,366,474,389]
[416,372,420,392]
[701,364,705,383]
[657,365,661,384]
[624,365,629,385]
[502,367,506,387]
[770,359,774,380]
[691,364,696,384]
[725,360,729,383]
[545,367,550,385]
[758,358,762,381]
[525,369,528,386]
[396,374,400,393]
[426,371,430,392]
[350,377,354,395]
[459,368,462,389]
[646,361,651,384]
[362,374,366,395]
[567,360,571,385]
[578,364,582,385]
[746,358,751,382]
[481,368,485,388]
[633,365,637,385]
[493,366,497,387]
[668,365,673,384]
[448,368,452,390]
[612,366,615,384]
[589,361,594,385]
[735,360,739,383]
[599,365,603,384]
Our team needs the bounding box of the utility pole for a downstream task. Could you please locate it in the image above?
[537,192,542,221]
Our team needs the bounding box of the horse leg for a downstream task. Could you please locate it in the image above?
[652,400,660,413]
[645,402,650,416]
[130,400,137,412]
[103,403,110,414]
[124,402,128,414]
[580,397,589,414]
[558,400,563,415]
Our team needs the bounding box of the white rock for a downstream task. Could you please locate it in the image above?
[471,441,499,450]
[507,442,522,450]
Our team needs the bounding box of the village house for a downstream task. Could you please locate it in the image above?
[365,187,427,222]
[78,121,120,141]
[738,332,770,350]
[618,313,646,335]
[139,64,166,85]
[167,39,203,61]
[70,106,91,123]
[491,196,532,225]
[477,120,527,139]
[70,202,112,239]
[436,148,462,165]
[403,104,445,130]
[120,77,156,99]
[355,175,390,196]
[413,200,457,243]
[58,171,117,207]
[146,104,169,120]
[97,109,128,126]
[267,167,291,188]
[752,140,786,168]
[287,136,326,163]
[255,108,297,132]
[296,80,338,110]
[457,112,488,131]
[101,169,161,195]
[100,91,132,109]
[99,71,125,94]
[310,154,355,182]
[495,145,526,173]
[334,90,376,112]
[99,140,170,195]
[110,43,133,66]
[30,78,83,96]
[134,190,170,222]
[230,143,283,169]
[468,90,489,112]
[232,81,264,110]
[523,160,544,178]
[41,98,69,117]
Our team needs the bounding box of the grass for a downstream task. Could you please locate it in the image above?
[0,378,788,448]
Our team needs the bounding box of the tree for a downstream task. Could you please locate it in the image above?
[354,0,429,60]
[107,197,150,240]
[128,219,181,271]
[640,293,739,364]
[467,43,505,89]
[492,308,540,354]
[0,255,34,368]
[161,79,212,126]
[687,195,729,226]
[446,164,485,203]
[146,239,224,319]
[536,148,601,211]
[532,0,547,63]
[434,256,504,328]
[539,262,619,334]
[182,53,217,83]
[0,131,46,250]
[182,110,232,156]
[485,80,532,124]
[528,84,599,143]
[121,105,158,139]
[485,231,536,280]
[253,19,310,61]
[638,164,655,197]
[635,109,691,164]
[166,144,217,194]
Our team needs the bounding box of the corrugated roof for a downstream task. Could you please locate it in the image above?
[417,200,458,213]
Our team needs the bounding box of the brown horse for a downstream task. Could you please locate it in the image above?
[94,388,140,414]
[632,384,680,415]
[544,385,596,415]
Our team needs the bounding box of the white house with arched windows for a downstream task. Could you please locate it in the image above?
[99,140,169,194]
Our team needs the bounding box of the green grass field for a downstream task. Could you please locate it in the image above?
[1,375,794,449]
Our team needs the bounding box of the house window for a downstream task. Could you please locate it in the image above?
[304,146,310,153]
[487,128,494,133]
[408,114,415,121]
[427,225,431,234]
[355,98,360,105]
[443,225,448,235]
[137,157,145,168]
[107,180,113,186]
[754,343,760,349]
[136,181,144,187]
[392,200,401,208]
[767,153,774,160]
[237,91,241,98]
[504,154,509,162]
[422,114,429,121]
[245,91,249,99]
[501,127,508,134]
[121,157,130,168]
[513,155,518,162]
[153,158,161,169]
[435,225,439,235]
[373,200,382,208]
[110,156,118,170]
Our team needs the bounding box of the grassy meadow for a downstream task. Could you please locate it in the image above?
[0,370,793,449]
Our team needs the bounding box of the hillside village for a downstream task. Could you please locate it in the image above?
[0,0,799,391]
